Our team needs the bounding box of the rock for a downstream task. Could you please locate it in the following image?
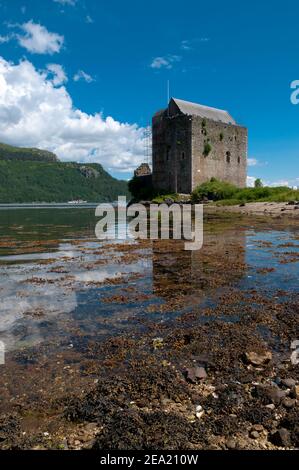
[79,166,99,179]
[250,430,260,439]
[185,366,207,383]
[226,438,236,449]
[265,404,275,410]
[251,424,264,432]
[281,378,296,388]
[294,385,299,398]
[255,384,286,405]
[164,198,175,205]
[282,397,296,409]
[244,351,272,366]
[152,337,163,349]
[269,428,291,447]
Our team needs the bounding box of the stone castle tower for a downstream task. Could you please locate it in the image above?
[152,98,247,194]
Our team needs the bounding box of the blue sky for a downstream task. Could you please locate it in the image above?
[0,0,298,186]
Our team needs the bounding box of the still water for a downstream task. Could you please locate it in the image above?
[0,209,298,354]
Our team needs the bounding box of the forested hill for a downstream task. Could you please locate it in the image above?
[0,142,58,163]
[0,143,130,203]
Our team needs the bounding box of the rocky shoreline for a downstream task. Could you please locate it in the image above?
[210,201,299,219]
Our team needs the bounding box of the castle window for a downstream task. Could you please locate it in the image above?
[238,156,241,164]
[226,151,231,163]
[181,152,185,160]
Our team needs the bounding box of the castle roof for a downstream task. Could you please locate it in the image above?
[171,98,237,125]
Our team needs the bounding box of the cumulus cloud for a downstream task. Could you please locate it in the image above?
[150,55,181,70]
[16,21,64,54]
[73,69,94,83]
[0,57,145,173]
[46,63,68,86]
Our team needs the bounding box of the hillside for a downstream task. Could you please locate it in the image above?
[0,142,58,163]
[0,143,130,203]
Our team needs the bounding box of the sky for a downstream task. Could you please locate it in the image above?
[0,0,298,186]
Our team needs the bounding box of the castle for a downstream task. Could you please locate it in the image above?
[152,98,247,194]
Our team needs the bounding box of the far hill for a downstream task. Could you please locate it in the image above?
[0,142,58,163]
[0,142,130,203]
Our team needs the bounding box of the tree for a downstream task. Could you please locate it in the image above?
[254,178,263,188]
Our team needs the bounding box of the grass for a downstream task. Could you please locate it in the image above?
[151,194,180,203]
[191,179,299,205]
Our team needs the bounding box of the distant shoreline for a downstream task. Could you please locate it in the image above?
[0,203,101,210]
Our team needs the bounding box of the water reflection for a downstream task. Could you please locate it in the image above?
[0,209,298,353]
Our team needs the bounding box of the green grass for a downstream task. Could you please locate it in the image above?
[192,179,299,205]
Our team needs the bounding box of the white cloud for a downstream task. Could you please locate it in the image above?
[180,38,210,50]
[248,158,258,167]
[248,157,268,167]
[53,0,77,5]
[73,69,94,83]
[150,55,181,70]
[0,35,10,44]
[181,40,192,51]
[268,180,290,187]
[46,63,68,86]
[86,15,94,24]
[247,176,258,187]
[16,21,64,54]
[0,57,145,173]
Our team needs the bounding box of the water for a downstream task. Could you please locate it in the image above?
[0,209,298,355]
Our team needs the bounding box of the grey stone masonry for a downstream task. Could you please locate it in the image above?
[152,98,247,194]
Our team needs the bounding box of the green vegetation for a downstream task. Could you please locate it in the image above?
[254,178,263,188]
[152,193,180,203]
[0,160,129,203]
[128,175,154,201]
[203,142,212,156]
[0,142,58,162]
[191,178,299,205]
[219,132,224,141]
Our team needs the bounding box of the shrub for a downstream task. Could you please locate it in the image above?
[254,178,263,188]
[128,175,153,200]
[191,179,238,202]
[191,180,298,204]
[203,143,212,157]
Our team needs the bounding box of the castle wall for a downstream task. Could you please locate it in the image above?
[152,111,247,194]
[152,113,192,193]
[191,116,247,190]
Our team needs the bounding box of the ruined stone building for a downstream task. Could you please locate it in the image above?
[152,98,247,194]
